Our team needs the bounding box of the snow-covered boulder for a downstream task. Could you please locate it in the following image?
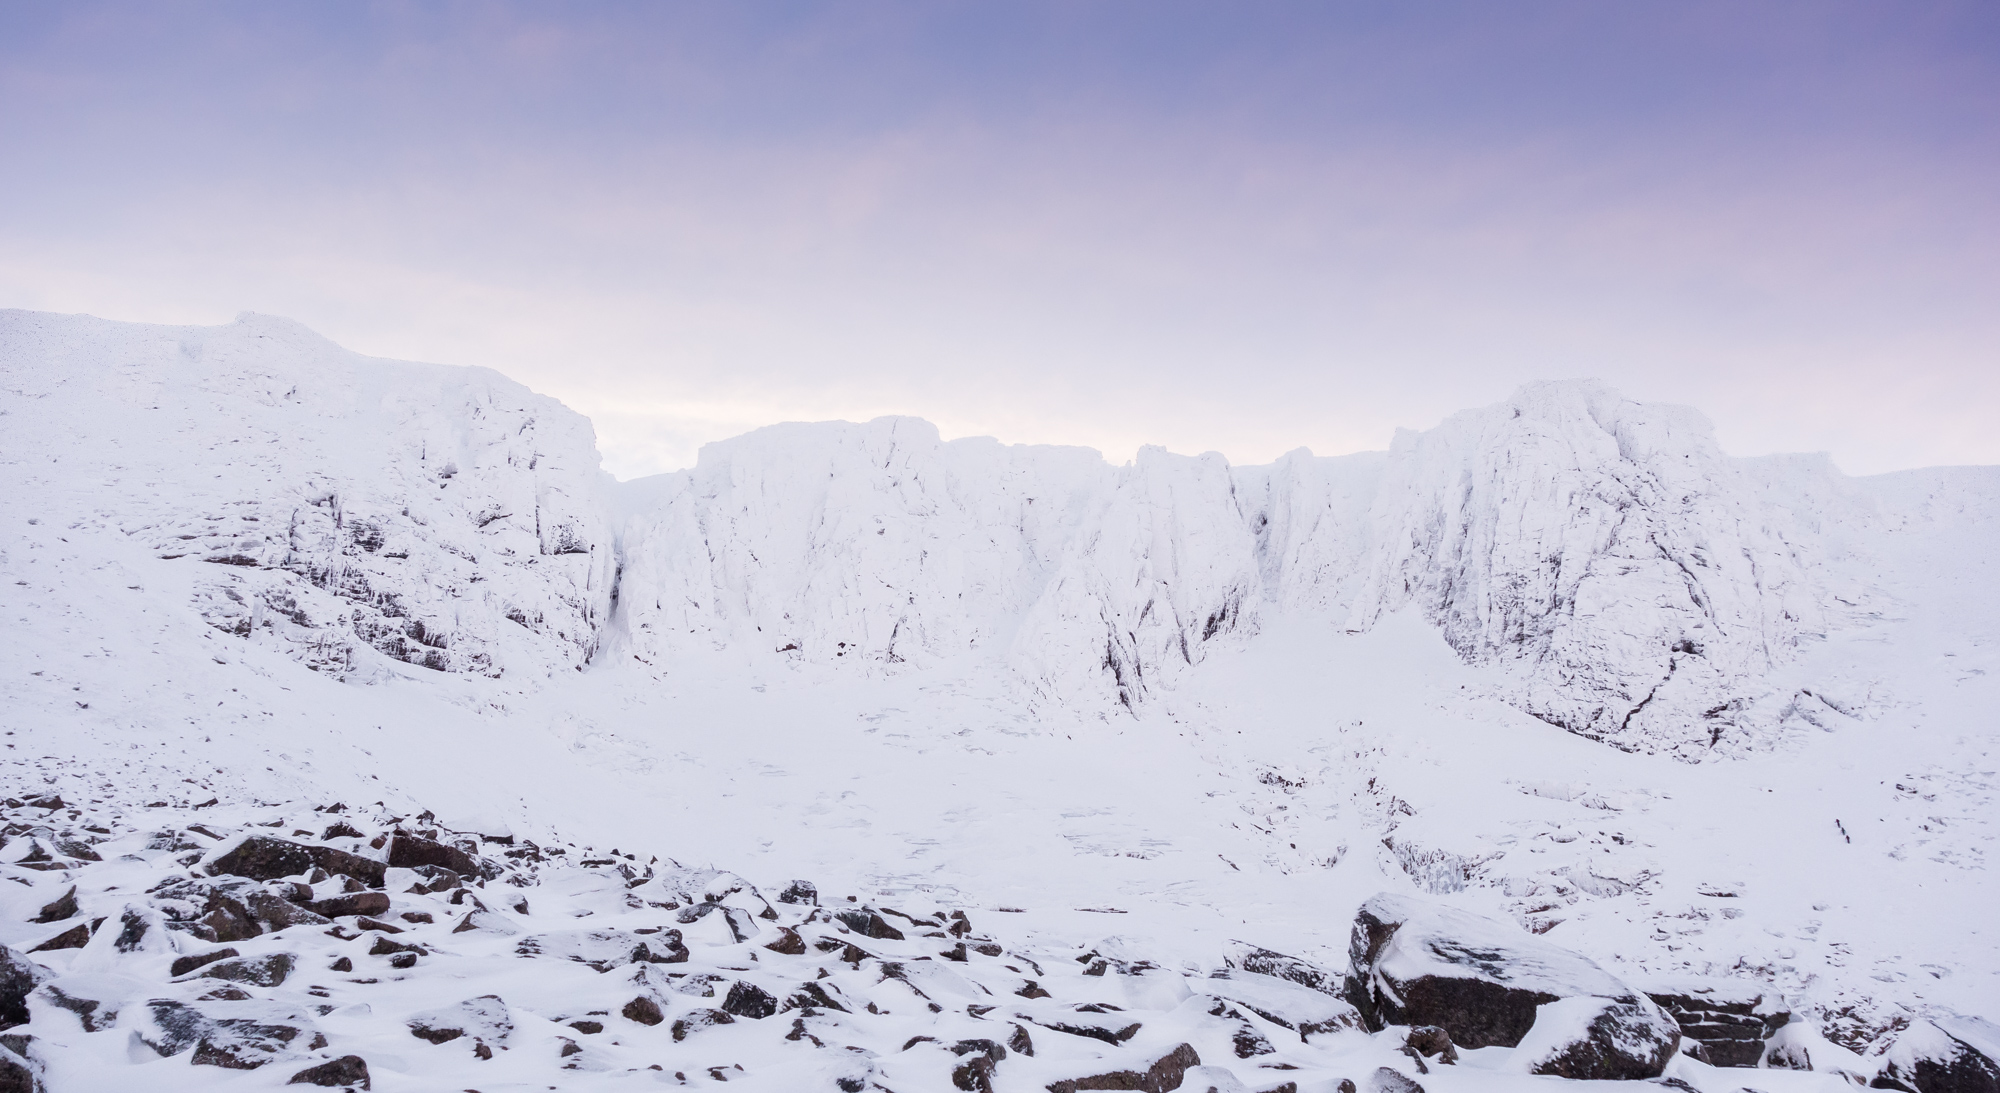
[1344,892,1649,1048]
[1640,976,1789,1067]
[0,946,52,1030]
[1510,994,1681,1080]
[1871,1017,2000,1093]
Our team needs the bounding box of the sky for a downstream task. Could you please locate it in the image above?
[2,1,1997,480]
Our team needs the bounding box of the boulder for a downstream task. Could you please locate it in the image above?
[778,880,819,905]
[1367,1068,1423,1093]
[387,835,483,879]
[0,1043,40,1093]
[1345,892,1650,1048]
[288,1054,371,1088]
[0,949,51,1031]
[1224,941,1345,996]
[1203,969,1362,1039]
[1511,995,1681,1080]
[207,836,384,888]
[306,892,391,919]
[31,888,76,925]
[1871,1017,2000,1093]
[836,908,906,941]
[622,996,665,1026]
[1642,978,1789,1067]
[1046,1042,1201,1092]
[25,926,87,954]
[723,981,778,1019]
[671,1008,735,1041]
[514,929,687,970]
[407,995,511,1056]
[951,1038,1008,1092]
[199,953,296,988]
[170,948,240,978]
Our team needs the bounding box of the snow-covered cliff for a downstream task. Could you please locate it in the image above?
[0,311,1904,754]
[0,310,615,683]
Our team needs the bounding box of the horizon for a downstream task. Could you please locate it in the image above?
[4,3,1996,479]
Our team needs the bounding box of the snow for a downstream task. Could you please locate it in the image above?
[0,309,1995,1091]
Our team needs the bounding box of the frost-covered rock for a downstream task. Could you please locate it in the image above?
[1344,891,1648,1049]
[1871,1018,2000,1093]
[1641,977,1789,1067]
[1510,994,1680,1080]
[613,417,1110,672]
[1329,382,1824,755]
[0,309,614,683]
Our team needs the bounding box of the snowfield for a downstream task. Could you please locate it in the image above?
[0,309,1993,1093]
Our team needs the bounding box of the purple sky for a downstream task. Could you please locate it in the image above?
[4,1,1997,477]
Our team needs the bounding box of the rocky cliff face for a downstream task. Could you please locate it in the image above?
[0,310,615,683]
[1,312,1866,753]
[1320,382,1827,755]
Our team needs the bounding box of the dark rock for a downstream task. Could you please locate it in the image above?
[36,985,110,1032]
[22,797,60,812]
[0,1044,39,1093]
[400,912,433,924]
[1046,1042,1201,1093]
[368,936,422,956]
[200,952,296,988]
[951,1040,1005,1092]
[763,927,807,955]
[287,1054,370,1088]
[1225,941,1346,996]
[407,995,510,1052]
[321,822,365,841]
[388,952,417,969]
[355,917,401,934]
[569,1020,604,1035]
[1515,996,1681,1080]
[722,981,777,1020]
[1406,1026,1458,1064]
[1871,1019,2000,1093]
[1204,969,1362,1039]
[784,981,850,1014]
[31,889,75,925]
[202,889,261,942]
[778,880,818,905]
[1345,891,1653,1049]
[675,901,758,942]
[402,865,462,894]
[329,957,352,972]
[1039,1015,1143,1046]
[245,891,331,933]
[1645,980,1790,1068]
[0,940,51,1024]
[1009,1023,1035,1056]
[191,1018,308,1069]
[836,908,905,941]
[387,834,481,878]
[208,836,384,888]
[171,947,241,977]
[671,1007,735,1041]
[306,892,390,919]
[623,996,665,1026]
[1368,1068,1424,1093]
[25,925,88,954]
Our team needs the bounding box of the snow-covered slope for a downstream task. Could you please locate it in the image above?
[1,309,1994,1092]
